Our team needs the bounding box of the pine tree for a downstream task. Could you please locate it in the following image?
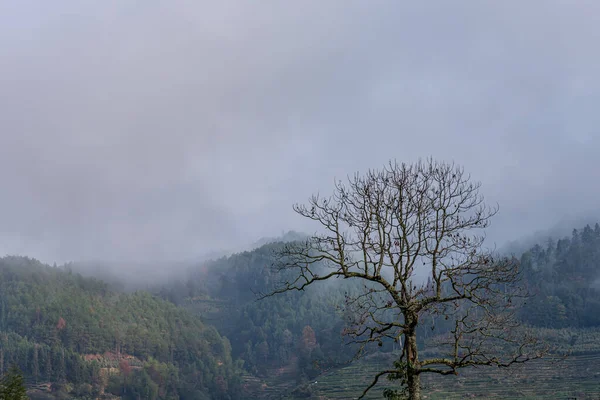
[0,365,28,400]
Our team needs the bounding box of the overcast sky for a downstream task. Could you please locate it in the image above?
[1,1,600,264]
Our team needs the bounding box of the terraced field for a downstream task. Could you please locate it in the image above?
[294,352,600,399]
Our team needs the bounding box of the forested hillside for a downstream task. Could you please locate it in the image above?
[520,223,600,328]
[0,256,241,399]
[156,243,363,384]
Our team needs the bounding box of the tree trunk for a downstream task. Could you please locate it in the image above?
[407,370,421,400]
[404,324,421,400]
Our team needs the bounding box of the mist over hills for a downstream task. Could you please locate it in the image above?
[3,2,600,398]
[249,231,309,250]
[4,220,600,398]
[500,213,600,256]
[65,231,309,292]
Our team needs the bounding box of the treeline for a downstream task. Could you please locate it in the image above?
[0,256,241,399]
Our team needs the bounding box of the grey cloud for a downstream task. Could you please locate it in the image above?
[1,1,600,263]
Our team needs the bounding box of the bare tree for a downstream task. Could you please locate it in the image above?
[263,159,547,400]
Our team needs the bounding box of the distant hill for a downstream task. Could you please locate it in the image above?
[250,231,308,249]
[500,215,600,256]
[518,223,600,328]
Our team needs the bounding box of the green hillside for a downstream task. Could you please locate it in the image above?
[0,256,242,399]
[157,243,365,383]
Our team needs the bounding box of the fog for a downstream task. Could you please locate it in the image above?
[1,1,600,264]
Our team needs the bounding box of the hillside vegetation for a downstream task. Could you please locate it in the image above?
[0,256,241,399]
[157,243,363,383]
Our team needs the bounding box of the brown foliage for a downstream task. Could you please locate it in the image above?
[118,359,131,377]
[301,325,317,353]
